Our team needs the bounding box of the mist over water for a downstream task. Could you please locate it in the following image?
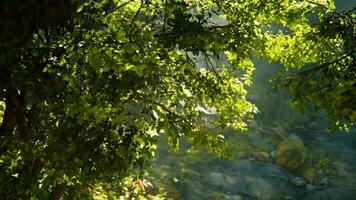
[149,1,356,199]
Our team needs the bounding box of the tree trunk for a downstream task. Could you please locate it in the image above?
[0,87,20,137]
[50,183,67,200]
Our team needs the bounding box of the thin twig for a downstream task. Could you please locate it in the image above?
[207,23,240,32]
[130,0,144,28]
[292,53,353,77]
[183,50,195,66]
[305,0,341,16]
[136,95,193,127]
[345,7,356,15]
[117,0,134,10]
[204,53,223,82]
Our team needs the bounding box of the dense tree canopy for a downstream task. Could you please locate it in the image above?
[0,0,354,198]
[267,5,356,131]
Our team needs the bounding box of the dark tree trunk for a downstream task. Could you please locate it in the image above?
[50,183,67,200]
[0,86,20,137]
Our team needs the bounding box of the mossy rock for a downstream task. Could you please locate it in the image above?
[251,150,270,162]
[275,137,307,169]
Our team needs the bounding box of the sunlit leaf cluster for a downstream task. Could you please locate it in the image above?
[264,4,355,131]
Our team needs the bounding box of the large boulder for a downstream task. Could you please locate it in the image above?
[275,137,307,169]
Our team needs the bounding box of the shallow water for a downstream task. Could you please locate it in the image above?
[152,127,356,200]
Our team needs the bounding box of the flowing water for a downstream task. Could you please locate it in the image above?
[151,126,356,200]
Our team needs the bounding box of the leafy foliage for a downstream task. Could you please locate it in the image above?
[0,0,353,198]
[265,5,356,131]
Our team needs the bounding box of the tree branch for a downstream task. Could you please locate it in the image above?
[204,53,223,82]
[118,0,134,10]
[291,52,353,77]
[130,0,144,28]
[136,94,193,127]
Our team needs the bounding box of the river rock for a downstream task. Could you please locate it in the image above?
[303,168,319,183]
[275,137,307,169]
[306,184,316,192]
[320,177,329,186]
[208,192,224,200]
[251,150,270,162]
[291,177,306,187]
[224,194,242,200]
[203,172,226,188]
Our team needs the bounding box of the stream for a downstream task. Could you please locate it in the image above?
[150,126,356,200]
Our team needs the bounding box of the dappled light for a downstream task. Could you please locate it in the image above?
[0,0,355,199]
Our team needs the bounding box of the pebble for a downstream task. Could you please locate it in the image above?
[316,184,324,190]
[224,194,242,200]
[248,157,256,161]
[291,177,306,187]
[238,151,249,159]
[306,184,316,192]
[251,150,270,162]
[320,177,329,185]
[326,169,331,175]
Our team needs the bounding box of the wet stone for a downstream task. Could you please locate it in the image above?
[320,177,329,186]
[306,184,316,192]
[291,177,306,187]
[275,137,307,169]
